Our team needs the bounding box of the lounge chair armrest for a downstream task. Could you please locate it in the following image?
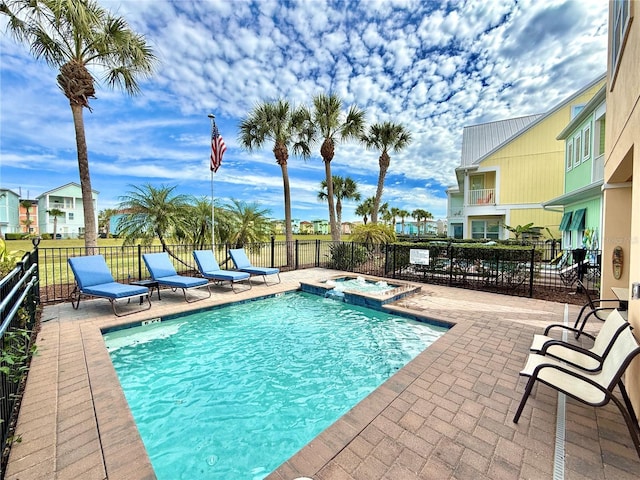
[543,323,596,341]
[538,340,601,361]
[592,299,625,305]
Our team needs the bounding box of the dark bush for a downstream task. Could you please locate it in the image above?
[328,242,368,271]
[4,233,27,240]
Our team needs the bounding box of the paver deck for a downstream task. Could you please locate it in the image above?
[5,268,640,479]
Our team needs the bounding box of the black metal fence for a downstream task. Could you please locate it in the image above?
[33,240,602,305]
[0,250,39,478]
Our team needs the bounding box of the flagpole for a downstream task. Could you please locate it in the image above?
[208,113,215,250]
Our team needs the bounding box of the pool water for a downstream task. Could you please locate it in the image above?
[325,276,396,294]
[104,292,447,480]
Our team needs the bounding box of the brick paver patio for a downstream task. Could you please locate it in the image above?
[5,268,640,479]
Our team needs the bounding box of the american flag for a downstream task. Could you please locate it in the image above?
[210,122,227,173]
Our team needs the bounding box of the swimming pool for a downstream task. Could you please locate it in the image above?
[104,292,448,480]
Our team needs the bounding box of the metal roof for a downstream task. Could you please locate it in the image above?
[460,114,542,167]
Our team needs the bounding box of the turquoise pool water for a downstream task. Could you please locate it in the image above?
[104,292,447,480]
[325,276,397,294]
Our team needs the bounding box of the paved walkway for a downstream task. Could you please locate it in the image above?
[5,269,640,479]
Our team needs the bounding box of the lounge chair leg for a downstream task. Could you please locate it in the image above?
[110,294,152,317]
[181,284,212,303]
[513,377,536,423]
[70,285,81,310]
[610,390,640,458]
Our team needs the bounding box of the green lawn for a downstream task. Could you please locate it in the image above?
[8,235,335,292]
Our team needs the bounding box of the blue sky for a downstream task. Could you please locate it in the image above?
[0,0,608,223]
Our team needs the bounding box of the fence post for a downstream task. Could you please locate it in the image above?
[271,236,275,268]
[529,246,535,298]
[392,244,397,279]
[384,244,389,276]
[315,239,320,267]
[351,242,355,272]
[137,244,142,281]
[448,245,454,286]
[295,239,299,270]
[31,237,41,305]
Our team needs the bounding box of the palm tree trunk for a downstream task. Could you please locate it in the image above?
[336,198,342,240]
[372,168,387,224]
[281,164,295,267]
[324,161,339,242]
[70,103,98,252]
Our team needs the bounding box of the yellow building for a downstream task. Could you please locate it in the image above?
[448,76,605,241]
[602,0,639,413]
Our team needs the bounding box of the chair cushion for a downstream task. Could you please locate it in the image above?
[157,275,208,288]
[193,250,221,272]
[241,266,280,276]
[83,282,148,299]
[229,249,252,269]
[143,253,178,279]
[203,270,250,282]
[68,255,115,288]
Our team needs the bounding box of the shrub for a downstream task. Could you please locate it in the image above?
[328,242,368,271]
[4,233,26,241]
[349,224,396,247]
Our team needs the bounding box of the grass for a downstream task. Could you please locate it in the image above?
[8,236,336,292]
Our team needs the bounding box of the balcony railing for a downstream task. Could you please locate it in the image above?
[467,188,495,205]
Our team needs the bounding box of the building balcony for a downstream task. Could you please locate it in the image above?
[467,188,495,205]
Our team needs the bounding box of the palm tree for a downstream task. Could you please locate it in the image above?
[98,208,118,238]
[378,202,390,225]
[317,176,361,240]
[116,184,190,258]
[398,209,410,234]
[20,200,33,234]
[390,207,400,232]
[362,122,412,224]
[411,208,433,236]
[173,197,214,249]
[355,197,374,225]
[222,199,272,248]
[312,93,366,242]
[238,99,312,265]
[1,0,156,251]
[46,208,64,239]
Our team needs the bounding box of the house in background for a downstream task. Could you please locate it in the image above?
[37,183,98,239]
[543,85,606,255]
[341,222,353,235]
[299,221,313,234]
[312,219,329,235]
[270,219,285,235]
[447,74,606,241]
[0,189,20,237]
[601,0,638,412]
[19,199,38,235]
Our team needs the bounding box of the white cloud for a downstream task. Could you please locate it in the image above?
[0,0,609,222]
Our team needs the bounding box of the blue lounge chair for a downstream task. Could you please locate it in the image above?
[193,250,251,293]
[229,248,281,286]
[142,252,211,303]
[68,255,151,316]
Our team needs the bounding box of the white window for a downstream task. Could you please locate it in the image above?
[68,212,74,220]
[471,220,500,240]
[582,123,591,161]
[573,133,582,167]
[611,0,631,81]
[566,141,573,171]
